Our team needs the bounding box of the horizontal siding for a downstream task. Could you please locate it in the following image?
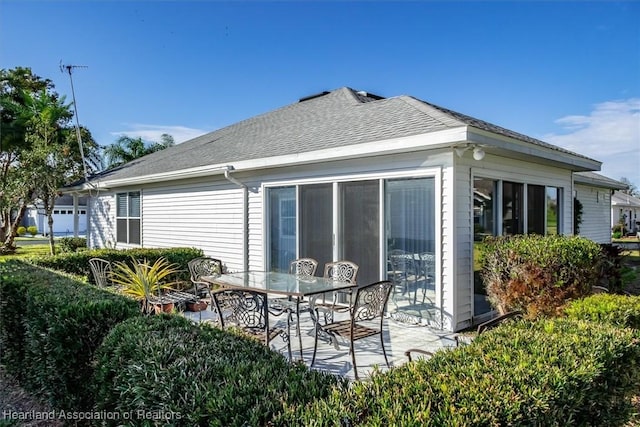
[142,179,245,272]
[247,184,264,271]
[88,193,115,249]
[576,184,612,243]
[453,164,473,331]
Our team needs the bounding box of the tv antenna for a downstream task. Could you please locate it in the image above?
[60,61,90,182]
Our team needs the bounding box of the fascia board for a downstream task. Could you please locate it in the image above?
[466,127,602,172]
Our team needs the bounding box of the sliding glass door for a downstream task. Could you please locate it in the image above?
[267,175,437,324]
[268,187,296,272]
[341,181,380,286]
[300,184,333,272]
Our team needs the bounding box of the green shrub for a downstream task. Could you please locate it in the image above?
[30,246,204,284]
[58,236,87,253]
[0,260,141,411]
[93,315,345,426]
[280,318,640,426]
[565,293,640,329]
[613,231,623,239]
[27,225,38,236]
[480,234,604,317]
[16,226,26,236]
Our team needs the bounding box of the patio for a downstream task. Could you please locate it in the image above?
[184,307,457,381]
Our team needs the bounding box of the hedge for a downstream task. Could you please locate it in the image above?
[0,260,141,411]
[277,318,640,426]
[93,315,345,426]
[30,246,204,284]
[565,293,640,329]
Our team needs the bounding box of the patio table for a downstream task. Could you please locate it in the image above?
[201,271,356,360]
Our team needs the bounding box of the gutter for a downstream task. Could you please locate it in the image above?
[223,166,249,272]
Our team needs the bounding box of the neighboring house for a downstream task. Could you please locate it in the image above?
[611,190,640,235]
[64,87,606,332]
[24,195,87,236]
[573,172,627,243]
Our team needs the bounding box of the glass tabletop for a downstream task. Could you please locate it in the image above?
[202,271,356,297]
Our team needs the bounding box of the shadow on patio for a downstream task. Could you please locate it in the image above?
[184,308,457,381]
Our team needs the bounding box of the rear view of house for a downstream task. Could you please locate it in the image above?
[65,87,610,331]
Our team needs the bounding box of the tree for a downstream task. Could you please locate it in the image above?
[1,67,100,254]
[103,133,174,169]
[0,67,52,248]
[619,177,639,197]
[22,89,75,254]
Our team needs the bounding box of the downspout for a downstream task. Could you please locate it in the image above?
[224,166,249,272]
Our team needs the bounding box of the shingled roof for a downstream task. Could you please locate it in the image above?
[81,87,597,186]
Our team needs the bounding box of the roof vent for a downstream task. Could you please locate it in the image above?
[356,90,368,97]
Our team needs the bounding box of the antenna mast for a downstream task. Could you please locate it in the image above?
[60,61,89,182]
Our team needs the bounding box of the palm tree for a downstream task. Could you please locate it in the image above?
[102,134,174,169]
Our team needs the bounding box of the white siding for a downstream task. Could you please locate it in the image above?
[142,179,245,272]
[247,183,264,271]
[576,184,612,243]
[88,193,115,249]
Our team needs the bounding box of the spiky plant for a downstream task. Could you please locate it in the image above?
[111,257,181,304]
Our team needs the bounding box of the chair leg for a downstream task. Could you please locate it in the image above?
[311,324,319,367]
[350,339,358,381]
[286,310,292,361]
[380,332,390,368]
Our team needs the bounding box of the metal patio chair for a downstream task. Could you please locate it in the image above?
[312,260,359,323]
[212,288,291,360]
[310,280,393,380]
[89,257,113,288]
[188,257,223,307]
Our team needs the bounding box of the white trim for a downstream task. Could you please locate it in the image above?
[263,167,443,189]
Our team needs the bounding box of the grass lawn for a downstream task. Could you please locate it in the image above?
[0,244,51,261]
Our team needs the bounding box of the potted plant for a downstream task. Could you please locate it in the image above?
[110,257,181,314]
[186,300,209,312]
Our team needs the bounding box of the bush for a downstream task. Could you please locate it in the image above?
[599,243,626,293]
[93,315,345,426]
[0,260,141,411]
[58,236,87,253]
[613,231,623,239]
[565,293,640,329]
[281,318,640,426]
[30,246,204,284]
[27,225,38,236]
[16,226,26,236]
[480,235,604,317]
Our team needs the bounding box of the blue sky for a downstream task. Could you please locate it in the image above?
[2,1,639,186]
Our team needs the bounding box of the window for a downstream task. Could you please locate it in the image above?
[268,187,296,272]
[116,192,141,244]
[502,181,523,235]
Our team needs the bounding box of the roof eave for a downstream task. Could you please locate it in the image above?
[466,127,601,172]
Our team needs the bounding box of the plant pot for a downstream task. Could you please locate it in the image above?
[153,302,175,314]
[187,300,208,312]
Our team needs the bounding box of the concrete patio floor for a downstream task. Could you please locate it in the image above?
[183,306,458,381]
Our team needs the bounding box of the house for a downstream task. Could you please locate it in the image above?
[611,190,640,236]
[573,172,627,243]
[64,87,607,332]
[23,195,87,237]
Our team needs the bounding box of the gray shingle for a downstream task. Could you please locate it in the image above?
[86,87,594,184]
